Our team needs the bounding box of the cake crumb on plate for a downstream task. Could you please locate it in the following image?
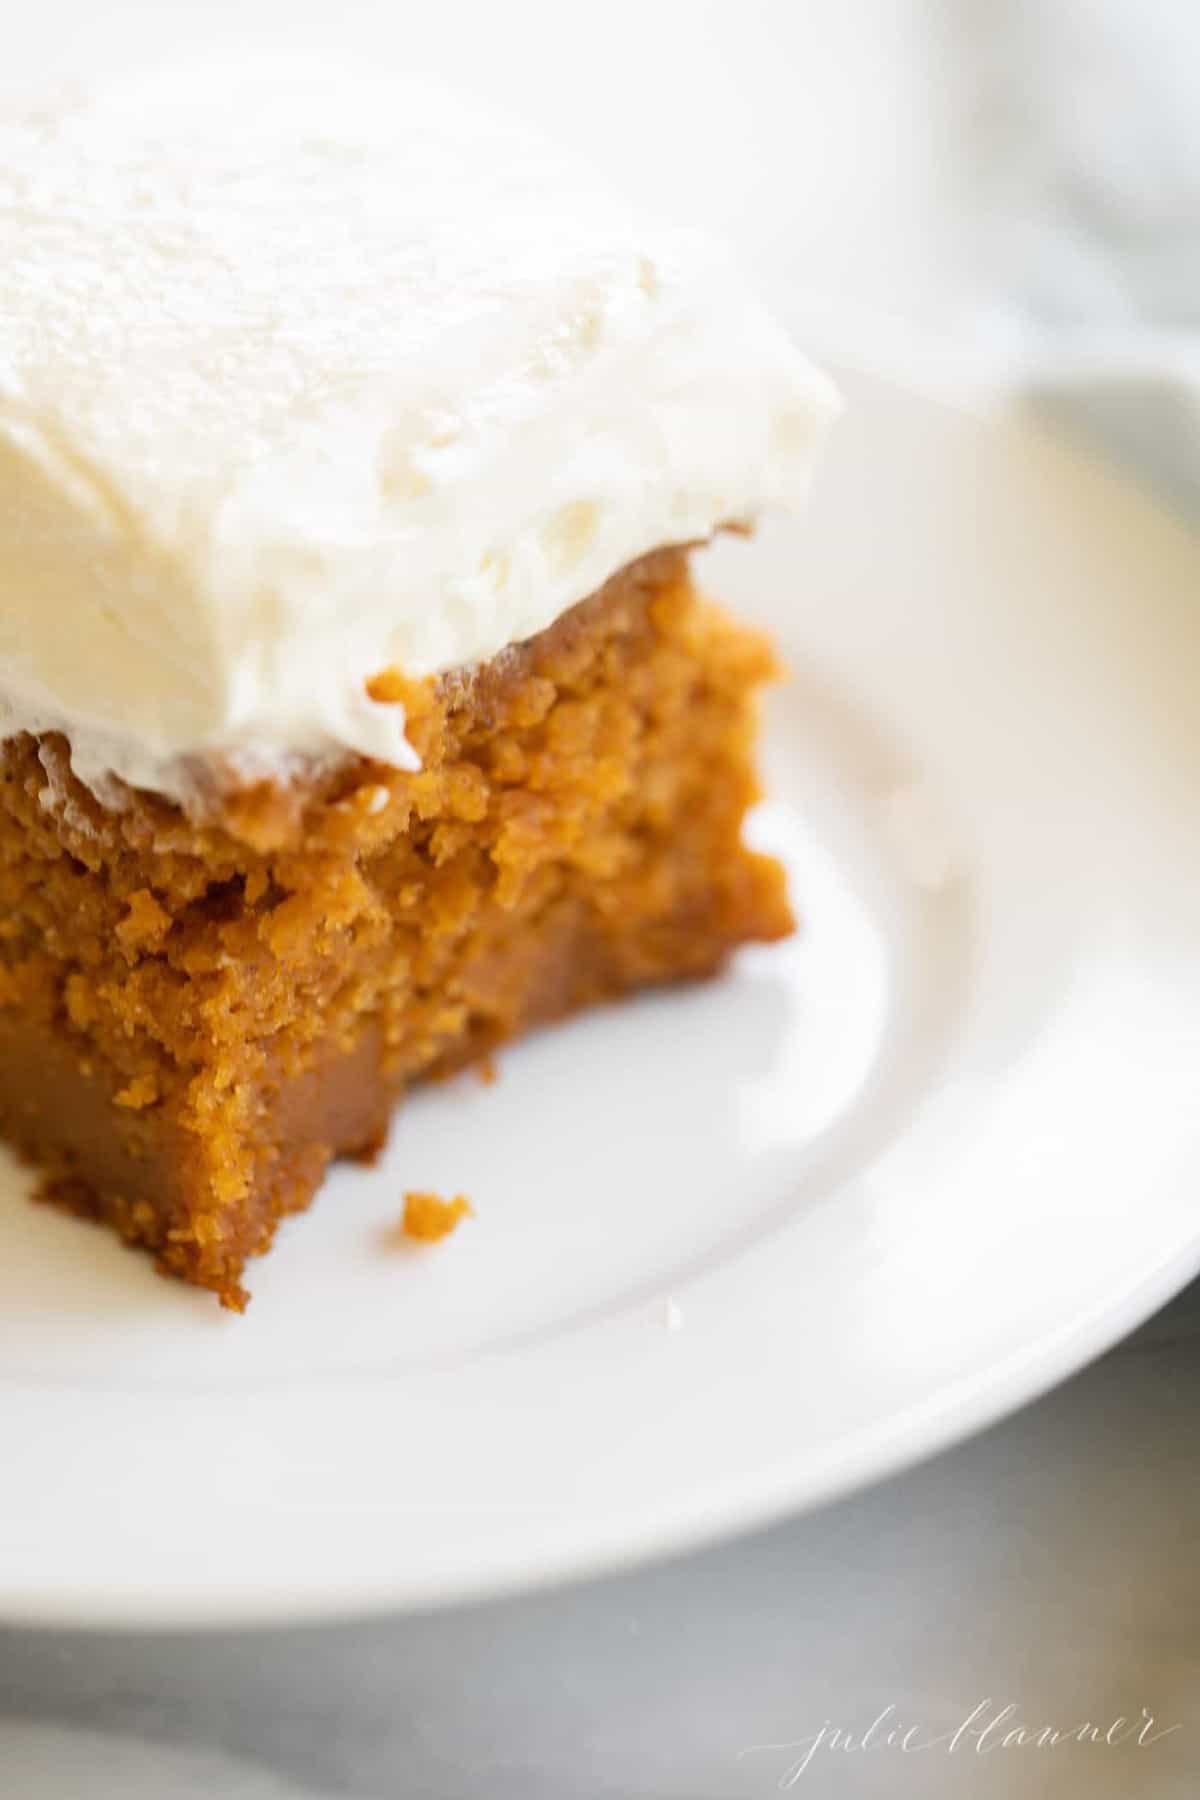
[401,1191,474,1243]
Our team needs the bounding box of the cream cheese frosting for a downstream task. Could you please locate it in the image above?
[0,62,839,802]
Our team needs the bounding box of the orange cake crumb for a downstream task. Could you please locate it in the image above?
[401,1191,474,1242]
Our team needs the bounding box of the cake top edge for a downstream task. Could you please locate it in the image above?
[0,61,840,802]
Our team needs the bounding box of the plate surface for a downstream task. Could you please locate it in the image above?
[2,369,1198,1629]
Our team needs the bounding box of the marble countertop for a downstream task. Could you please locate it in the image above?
[3,1278,1197,1799]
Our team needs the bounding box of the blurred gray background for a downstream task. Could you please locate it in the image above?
[1,4,1197,1795]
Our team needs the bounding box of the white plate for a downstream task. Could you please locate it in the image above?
[2,368,1198,1630]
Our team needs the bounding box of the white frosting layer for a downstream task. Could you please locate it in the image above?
[0,63,839,800]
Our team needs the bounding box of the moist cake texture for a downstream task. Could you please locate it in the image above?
[0,553,791,1306]
[0,65,835,1302]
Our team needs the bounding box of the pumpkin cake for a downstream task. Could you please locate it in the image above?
[0,65,838,1306]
